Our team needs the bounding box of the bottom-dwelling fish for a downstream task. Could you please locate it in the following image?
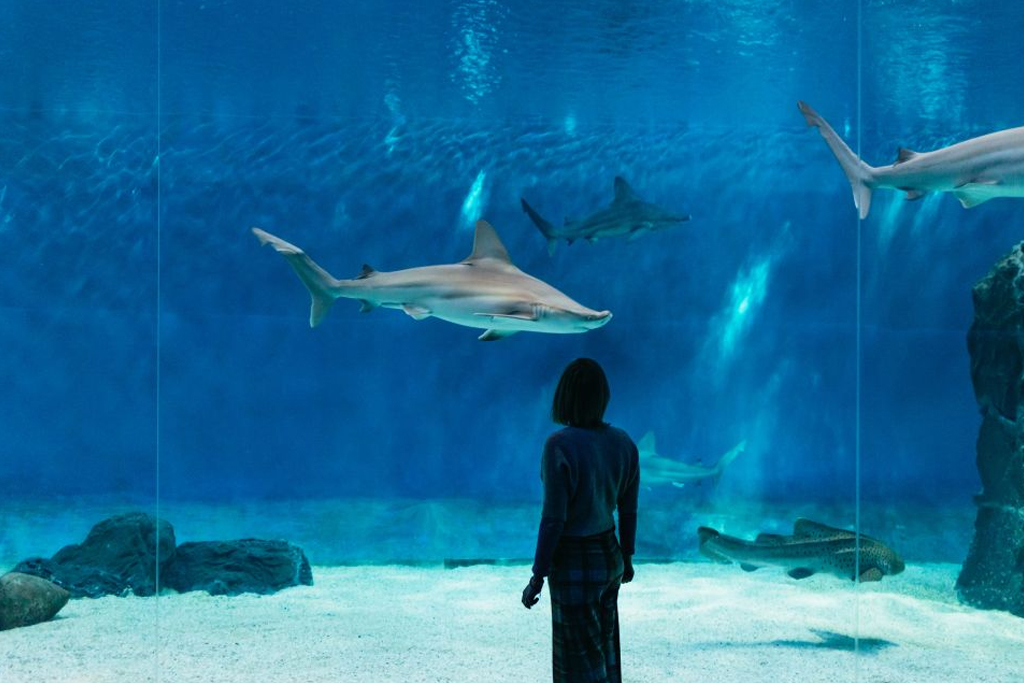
[697,518,905,582]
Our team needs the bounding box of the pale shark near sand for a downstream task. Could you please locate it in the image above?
[521,176,690,255]
[798,100,1024,219]
[637,432,746,488]
[698,518,905,583]
[252,220,612,341]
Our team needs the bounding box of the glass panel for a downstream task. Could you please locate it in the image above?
[152,1,862,681]
[859,1,1024,681]
[0,0,159,679]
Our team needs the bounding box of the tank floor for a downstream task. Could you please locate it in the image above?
[1,562,1020,683]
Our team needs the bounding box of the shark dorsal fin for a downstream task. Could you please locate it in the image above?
[895,148,919,164]
[356,264,377,279]
[613,176,639,203]
[637,431,656,457]
[755,532,787,545]
[464,220,513,265]
[793,518,856,540]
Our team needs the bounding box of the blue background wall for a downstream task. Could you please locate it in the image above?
[2,0,1022,512]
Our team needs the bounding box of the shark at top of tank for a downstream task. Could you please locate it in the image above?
[799,100,1024,219]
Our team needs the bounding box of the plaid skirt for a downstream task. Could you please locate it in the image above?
[547,528,625,683]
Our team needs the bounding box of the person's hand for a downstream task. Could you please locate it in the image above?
[622,555,635,584]
[522,575,543,608]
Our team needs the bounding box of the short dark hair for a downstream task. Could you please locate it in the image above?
[551,358,610,428]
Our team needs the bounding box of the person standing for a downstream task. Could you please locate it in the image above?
[522,358,640,683]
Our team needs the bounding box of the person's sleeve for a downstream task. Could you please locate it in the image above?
[531,516,564,578]
[532,439,572,577]
[617,439,640,556]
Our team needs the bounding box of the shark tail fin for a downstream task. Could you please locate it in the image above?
[253,227,340,328]
[636,431,656,458]
[520,198,559,256]
[797,101,875,219]
[710,440,747,481]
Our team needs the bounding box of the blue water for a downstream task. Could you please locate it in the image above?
[2,0,1023,557]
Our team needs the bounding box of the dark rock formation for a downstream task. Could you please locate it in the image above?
[162,539,313,596]
[11,557,129,599]
[14,512,176,598]
[957,244,1024,617]
[0,572,70,630]
[13,512,312,598]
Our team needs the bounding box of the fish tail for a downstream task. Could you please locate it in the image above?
[797,101,876,219]
[710,440,747,480]
[252,227,341,327]
[520,198,559,255]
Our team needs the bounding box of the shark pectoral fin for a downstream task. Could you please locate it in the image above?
[478,329,518,341]
[787,568,815,580]
[402,304,432,320]
[858,567,884,583]
[358,300,377,313]
[547,238,557,257]
[901,189,926,201]
[670,482,686,489]
[954,181,999,208]
[627,228,649,242]
[739,563,759,572]
[955,192,993,208]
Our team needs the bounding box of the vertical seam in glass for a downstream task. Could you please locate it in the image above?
[855,0,863,676]
[155,1,163,681]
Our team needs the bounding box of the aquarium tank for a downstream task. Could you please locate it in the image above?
[2,0,1023,681]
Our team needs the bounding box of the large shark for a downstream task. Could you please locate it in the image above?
[637,432,745,488]
[252,220,612,341]
[798,100,1024,219]
[521,177,690,255]
[698,518,905,583]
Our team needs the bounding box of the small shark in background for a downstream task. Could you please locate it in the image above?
[698,518,905,583]
[637,432,745,488]
[520,176,690,255]
[798,100,1024,219]
[253,220,612,341]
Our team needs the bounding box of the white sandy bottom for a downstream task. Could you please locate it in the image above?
[1,563,1022,683]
